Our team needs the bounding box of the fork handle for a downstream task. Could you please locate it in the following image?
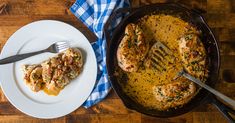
[0,50,45,65]
[182,72,235,108]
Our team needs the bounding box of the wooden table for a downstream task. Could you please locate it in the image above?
[0,0,234,123]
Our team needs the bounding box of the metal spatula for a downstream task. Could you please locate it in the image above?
[175,69,235,108]
[145,41,235,108]
[144,41,174,72]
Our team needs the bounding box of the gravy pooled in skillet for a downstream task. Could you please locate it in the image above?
[116,14,208,110]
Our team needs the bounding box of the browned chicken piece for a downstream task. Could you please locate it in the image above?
[63,48,83,68]
[22,65,43,92]
[22,64,38,84]
[41,60,52,84]
[22,48,83,95]
[117,23,149,72]
[153,81,196,107]
[179,33,207,79]
[29,66,43,92]
[42,48,83,91]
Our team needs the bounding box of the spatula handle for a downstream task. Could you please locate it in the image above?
[182,72,235,108]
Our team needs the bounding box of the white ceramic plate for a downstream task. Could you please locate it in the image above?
[0,20,97,119]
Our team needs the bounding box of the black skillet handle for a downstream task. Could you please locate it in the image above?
[210,96,235,123]
[104,7,136,47]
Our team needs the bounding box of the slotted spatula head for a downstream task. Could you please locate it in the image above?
[144,41,175,72]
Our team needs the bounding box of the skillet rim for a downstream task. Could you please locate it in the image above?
[106,3,220,117]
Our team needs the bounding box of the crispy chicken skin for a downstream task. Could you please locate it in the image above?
[153,81,196,108]
[22,48,83,95]
[117,23,149,72]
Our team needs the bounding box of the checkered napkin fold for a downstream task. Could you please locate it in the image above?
[70,0,129,108]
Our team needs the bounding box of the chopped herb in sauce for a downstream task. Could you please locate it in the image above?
[127,39,131,48]
[185,34,193,40]
[116,14,206,111]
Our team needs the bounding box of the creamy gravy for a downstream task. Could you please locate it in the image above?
[117,14,201,110]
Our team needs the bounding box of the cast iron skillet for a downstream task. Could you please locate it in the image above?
[105,3,235,122]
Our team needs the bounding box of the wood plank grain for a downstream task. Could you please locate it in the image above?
[216,55,235,102]
[0,26,22,51]
[0,0,97,45]
[210,28,235,42]
[0,16,97,42]
[66,114,141,123]
[220,42,235,55]
[191,103,222,112]
[207,0,231,13]
[0,15,86,27]
[0,115,65,123]
[0,102,22,115]
[0,88,8,102]
[192,112,227,123]
[131,0,207,11]
[141,112,227,123]
[71,98,225,115]
[0,0,75,15]
[206,13,235,29]
[141,112,193,123]
[222,69,235,84]
[221,55,235,68]
[105,89,120,99]
[0,25,96,52]
[72,99,133,115]
[231,0,235,13]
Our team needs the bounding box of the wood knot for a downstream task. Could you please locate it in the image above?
[222,69,235,83]
[0,2,8,15]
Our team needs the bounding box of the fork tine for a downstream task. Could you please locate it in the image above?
[56,41,68,44]
[57,46,68,50]
[57,43,69,48]
[57,41,69,46]
[56,41,69,46]
[55,41,69,52]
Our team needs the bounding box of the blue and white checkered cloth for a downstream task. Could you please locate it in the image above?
[70,0,129,108]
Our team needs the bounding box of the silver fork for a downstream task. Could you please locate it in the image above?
[0,41,69,65]
[144,41,174,72]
